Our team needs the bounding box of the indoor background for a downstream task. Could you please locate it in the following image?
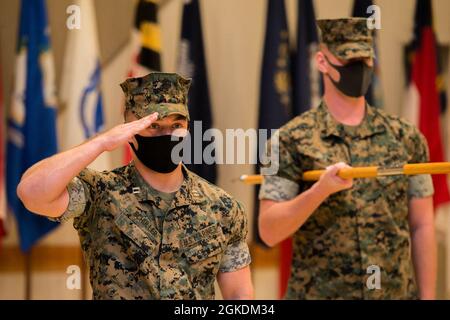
[0,0,450,299]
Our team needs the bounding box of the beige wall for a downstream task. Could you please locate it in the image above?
[1,0,450,299]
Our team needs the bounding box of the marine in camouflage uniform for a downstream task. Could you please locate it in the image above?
[52,73,251,299]
[259,19,434,299]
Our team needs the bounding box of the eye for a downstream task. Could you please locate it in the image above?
[150,123,160,129]
[172,123,183,129]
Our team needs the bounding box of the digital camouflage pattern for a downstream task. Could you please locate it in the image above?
[317,18,375,60]
[259,101,434,299]
[120,72,191,120]
[52,163,251,299]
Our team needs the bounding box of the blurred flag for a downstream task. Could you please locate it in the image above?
[403,0,450,209]
[133,0,162,75]
[0,61,6,246]
[177,0,216,183]
[124,0,162,164]
[352,0,383,108]
[256,0,293,299]
[59,0,109,171]
[436,47,448,116]
[273,0,322,299]
[292,0,321,116]
[7,0,59,251]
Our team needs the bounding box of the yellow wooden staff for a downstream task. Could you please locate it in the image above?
[239,162,450,185]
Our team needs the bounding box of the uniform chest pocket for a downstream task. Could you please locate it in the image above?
[182,223,225,264]
[114,212,160,255]
[301,144,348,171]
[376,174,409,207]
[181,224,225,291]
[377,174,408,190]
[185,239,224,264]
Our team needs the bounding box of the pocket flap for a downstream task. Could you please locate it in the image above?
[182,223,225,263]
[184,239,223,264]
[115,213,160,251]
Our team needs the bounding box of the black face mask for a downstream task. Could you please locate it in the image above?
[325,55,373,98]
[130,134,184,173]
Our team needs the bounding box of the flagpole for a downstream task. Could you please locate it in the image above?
[24,249,32,300]
[240,162,450,185]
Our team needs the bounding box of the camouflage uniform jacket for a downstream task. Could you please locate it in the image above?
[54,163,251,299]
[259,101,434,299]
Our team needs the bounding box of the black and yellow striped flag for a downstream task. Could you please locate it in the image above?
[124,0,162,163]
[135,0,161,71]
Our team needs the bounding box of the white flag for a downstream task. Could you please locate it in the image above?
[59,0,110,171]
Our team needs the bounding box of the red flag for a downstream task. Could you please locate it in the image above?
[404,0,450,209]
[279,238,292,298]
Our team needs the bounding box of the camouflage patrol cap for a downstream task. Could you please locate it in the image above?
[120,72,191,120]
[317,18,375,60]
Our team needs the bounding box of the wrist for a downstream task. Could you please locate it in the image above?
[310,181,331,201]
[90,134,108,153]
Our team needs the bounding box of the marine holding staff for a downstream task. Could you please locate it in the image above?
[258,18,436,300]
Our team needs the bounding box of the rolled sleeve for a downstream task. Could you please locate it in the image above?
[405,126,434,199]
[219,240,251,272]
[259,175,299,201]
[259,129,301,201]
[48,177,87,223]
[220,200,251,272]
[408,174,434,198]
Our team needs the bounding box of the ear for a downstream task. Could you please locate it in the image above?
[315,51,328,74]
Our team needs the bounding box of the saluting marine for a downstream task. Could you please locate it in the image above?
[17,72,253,300]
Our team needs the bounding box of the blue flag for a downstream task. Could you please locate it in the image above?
[178,0,216,183]
[254,0,292,241]
[292,0,321,115]
[7,0,58,252]
[352,0,383,108]
[258,0,292,131]
[256,0,294,297]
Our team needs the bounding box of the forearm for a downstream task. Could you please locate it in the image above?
[408,196,436,299]
[259,183,329,247]
[411,224,437,299]
[17,136,105,211]
[17,114,157,216]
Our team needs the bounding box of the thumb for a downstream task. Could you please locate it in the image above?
[334,162,348,169]
[326,165,340,176]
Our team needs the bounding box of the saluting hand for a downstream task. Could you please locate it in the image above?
[96,112,158,152]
